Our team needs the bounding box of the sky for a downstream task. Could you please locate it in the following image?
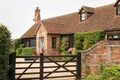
[0,0,116,39]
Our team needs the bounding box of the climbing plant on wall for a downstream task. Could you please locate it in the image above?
[59,36,69,54]
[74,30,105,51]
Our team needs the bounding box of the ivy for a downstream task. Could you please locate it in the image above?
[74,30,105,51]
[59,36,69,53]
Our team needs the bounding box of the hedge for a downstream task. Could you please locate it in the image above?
[16,47,35,56]
[74,30,105,50]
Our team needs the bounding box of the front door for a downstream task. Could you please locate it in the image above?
[39,37,44,53]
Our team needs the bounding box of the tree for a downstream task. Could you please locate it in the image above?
[13,38,21,51]
[0,24,11,80]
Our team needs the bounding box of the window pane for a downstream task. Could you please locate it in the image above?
[113,35,118,39]
[108,35,112,40]
[52,37,56,48]
[81,13,86,21]
[117,5,120,14]
[31,39,36,47]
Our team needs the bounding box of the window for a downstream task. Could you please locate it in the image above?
[69,36,74,48]
[31,39,36,47]
[52,37,56,48]
[39,37,44,53]
[107,34,120,40]
[80,13,86,21]
[26,40,30,47]
[113,35,119,39]
[108,35,113,40]
[117,5,120,15]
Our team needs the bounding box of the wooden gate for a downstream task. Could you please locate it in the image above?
[9,52,81,80]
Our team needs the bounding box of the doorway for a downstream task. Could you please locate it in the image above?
[39,37,44,53]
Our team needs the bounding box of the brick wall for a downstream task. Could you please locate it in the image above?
[47,34,60,55]
[81,40,120,76]
[36,23,60,55]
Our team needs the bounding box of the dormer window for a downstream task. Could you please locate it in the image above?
[80,12,86,21]
[79,6,94,22]
[117,5,120,15]
[114,0,120,15]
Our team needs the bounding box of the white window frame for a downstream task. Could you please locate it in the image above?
[81,13,86,21]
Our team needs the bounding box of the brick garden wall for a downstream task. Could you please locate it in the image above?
[81,40,120,76]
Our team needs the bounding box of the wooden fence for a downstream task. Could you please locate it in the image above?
[9,52,81,80]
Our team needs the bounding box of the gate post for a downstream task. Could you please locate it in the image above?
[40,53,44,80]
[9,52,16,80]
[76,52,81,80]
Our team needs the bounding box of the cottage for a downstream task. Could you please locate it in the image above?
[21,0,120,56]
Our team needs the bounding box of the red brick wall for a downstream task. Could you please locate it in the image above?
[81,40,120,76]
[47,34,60,55]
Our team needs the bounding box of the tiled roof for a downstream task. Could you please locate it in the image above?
[42,12,79,34]
[42,22,64,34]
[21,12,79,38]
[72,4,116,33]
[79,6,95,13]
[21,22,41,38]
[42,3,120,34]
[22,2,120,38]
[111,16,120,29]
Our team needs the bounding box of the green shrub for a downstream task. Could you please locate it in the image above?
[84,74,98,80]
[59,36,69,53]
[99,65,120,80]
[19,44,24,48]
[84,65,120,80]
[85,65,90,77]
[74,30,105,51]
[16,48,23,56]
[0,24,11,80]
[13,38,21,51]
[22,47,35,56]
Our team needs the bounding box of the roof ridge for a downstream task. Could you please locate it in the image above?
[42,21,64,26]
[42,12,78,21]
[82,6,95,9]
[96,3,114,9]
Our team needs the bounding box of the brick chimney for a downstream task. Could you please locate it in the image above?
[34,7,41,23]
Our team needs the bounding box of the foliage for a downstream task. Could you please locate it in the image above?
[84,65,120,80]
[13,38,21,51]
[74,32,84,50]
[22,47,35,56]
[99,61,105,74]
[59,36,69,53]
[99,65,120,80]
[16,48,23,56]
[19,44,24,48]
[0,24,11,80]
[85,65,90,77]
[74,30,105,51]
[16,44,25,56]
[84,74,98,80]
